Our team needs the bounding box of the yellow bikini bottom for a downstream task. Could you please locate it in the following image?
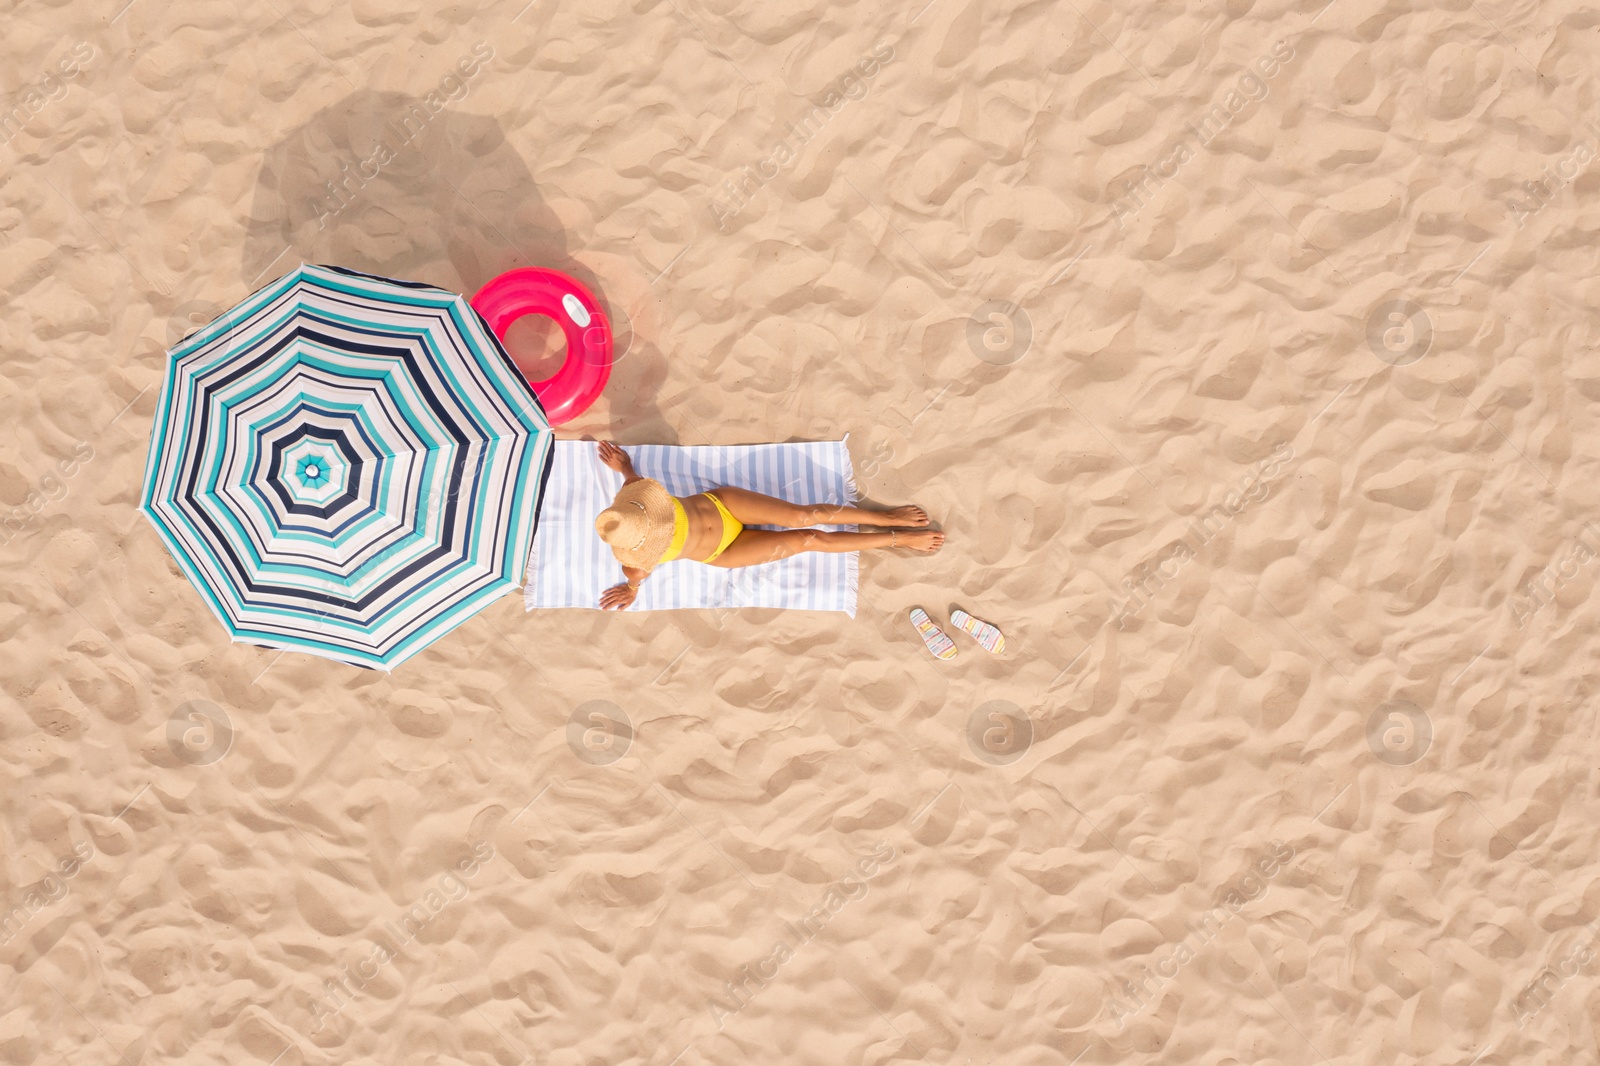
[657,493,743,563]
[702,493,744,560]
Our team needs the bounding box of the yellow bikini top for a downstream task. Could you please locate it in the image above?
[656,496,690,563]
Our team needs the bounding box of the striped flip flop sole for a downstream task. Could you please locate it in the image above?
[909,607,957,660]
[950,608,1005,654]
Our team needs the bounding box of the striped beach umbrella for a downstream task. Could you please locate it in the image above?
[141,264,554,670]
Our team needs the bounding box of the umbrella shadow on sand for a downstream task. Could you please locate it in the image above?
[240,89,672,442]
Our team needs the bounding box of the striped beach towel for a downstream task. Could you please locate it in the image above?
[523,439,859,614]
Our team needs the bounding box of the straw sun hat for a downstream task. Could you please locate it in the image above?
[594,478,678,569]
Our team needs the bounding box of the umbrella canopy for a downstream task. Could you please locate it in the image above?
[141,264,554,670]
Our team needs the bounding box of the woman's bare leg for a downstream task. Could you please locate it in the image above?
[708,486,930,529]
[707,528,943,568]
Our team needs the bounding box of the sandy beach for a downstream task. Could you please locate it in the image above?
[3,0,1600,1062]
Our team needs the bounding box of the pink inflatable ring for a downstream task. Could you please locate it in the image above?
[471,267,613,425]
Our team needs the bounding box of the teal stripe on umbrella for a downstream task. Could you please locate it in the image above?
[141,264,554,670]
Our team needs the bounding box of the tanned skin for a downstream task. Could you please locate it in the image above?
[597,441,943,609]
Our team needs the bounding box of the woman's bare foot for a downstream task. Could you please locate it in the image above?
[890,529,944,553]
[861,505,930,528]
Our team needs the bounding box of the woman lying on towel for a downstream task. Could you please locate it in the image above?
[593,441,943,610]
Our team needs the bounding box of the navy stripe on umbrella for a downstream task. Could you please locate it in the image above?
[141,264,554,669]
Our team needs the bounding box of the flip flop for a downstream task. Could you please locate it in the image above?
[950,608,1005,654]
[909,607,957,660]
